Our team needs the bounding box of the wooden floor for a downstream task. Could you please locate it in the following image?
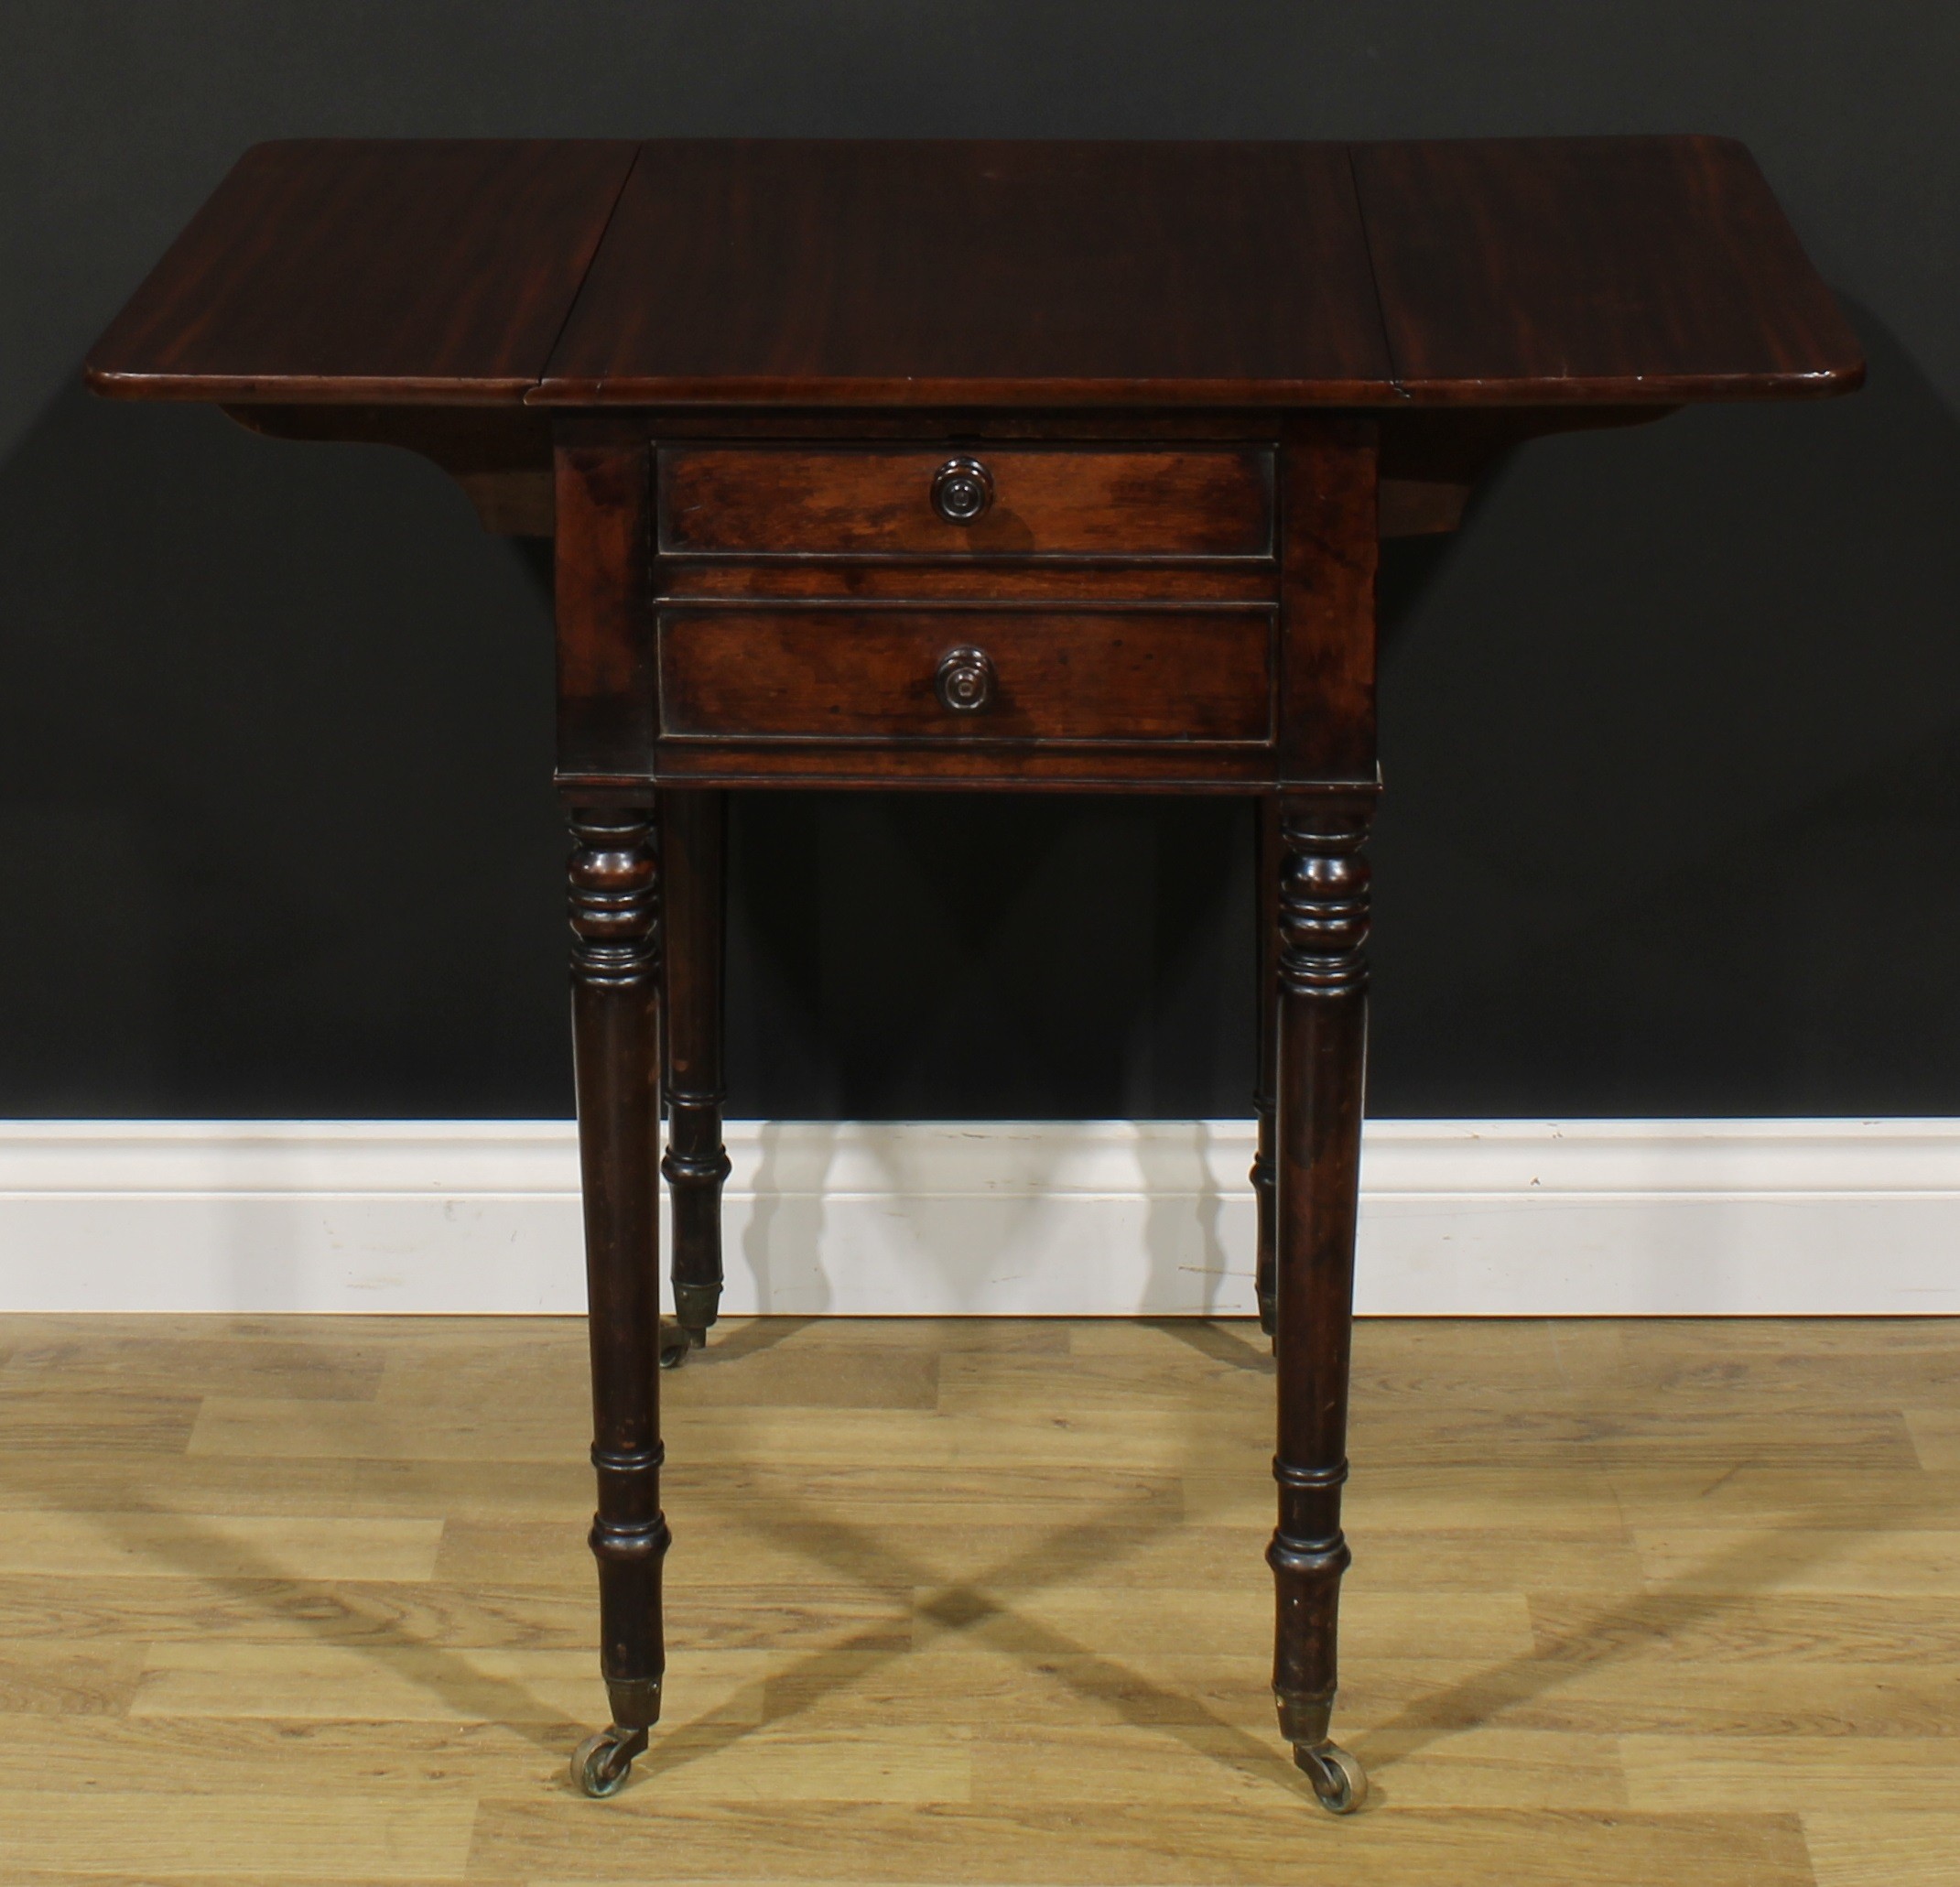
[0,1313,1955,1884]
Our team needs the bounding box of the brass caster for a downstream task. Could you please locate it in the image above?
[658,1324,706,1371]
[661,1284,720,1370]
[570,1725,647,1798]
[1294,1739,1368,1814]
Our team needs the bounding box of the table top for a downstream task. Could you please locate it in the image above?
[86,136,1862,410]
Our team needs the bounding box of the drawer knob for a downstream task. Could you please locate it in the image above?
[931,457,993,524]
[935,645,994,713]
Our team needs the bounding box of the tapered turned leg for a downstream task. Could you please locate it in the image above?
[1251,796,1280,1338]
[566,805,668,1797]
[1269,795,1373,1813]
[659,789,731,1368]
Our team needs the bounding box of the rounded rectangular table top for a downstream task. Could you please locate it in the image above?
[86,136,1863,410]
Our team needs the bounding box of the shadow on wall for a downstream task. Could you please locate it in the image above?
[1,298,1956,1120]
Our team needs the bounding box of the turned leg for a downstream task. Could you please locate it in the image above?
[660,789,731,1367]
[1269,795,1373,1813]
[1251,796,1280,1338]
[566,805,668,1797]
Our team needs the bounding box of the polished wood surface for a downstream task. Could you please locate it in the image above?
[87,140,639,404]
[639,412,1296,794]
[554,425,655,786]
[656,559,1280,604]
[553,410,1379,806]
[565,809,667,1741]
[540,140,1390,407]
[657,446,1275,559]
[1275,421,1379,781]
[1270,798,1373,1778]
[1352,137,1864,403]
[87,137,1863,410]
[648,737,1287,792]
[78,135,1867,1812]
[1,1311,1954,1882]
[657,607,1275,744]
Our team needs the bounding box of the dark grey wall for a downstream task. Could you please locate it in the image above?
[4,2,1957,1121]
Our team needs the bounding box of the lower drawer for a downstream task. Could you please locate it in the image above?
[658,608,1273,743]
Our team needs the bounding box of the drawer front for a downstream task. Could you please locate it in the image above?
[659,609,1273,743]
[657,446,1274,559]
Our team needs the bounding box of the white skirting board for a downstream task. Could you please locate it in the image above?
[0,1118,1956,1317]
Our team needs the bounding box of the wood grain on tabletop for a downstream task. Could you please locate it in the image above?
[0,1311,1954,1884]
[1349,136,1866,402]
[84,139,640,403]
[85,136,1863,413]
[534,139,1392,407]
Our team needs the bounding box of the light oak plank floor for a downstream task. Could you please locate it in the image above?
[0,1313,1955,1885]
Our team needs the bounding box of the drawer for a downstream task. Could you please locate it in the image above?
[656,446,1273,559]
[659,608,1273,743]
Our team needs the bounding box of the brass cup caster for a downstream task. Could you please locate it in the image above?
[1294,1739,1368,1814]
[657,1324,706,1371]
[660,1284,721,1369]
[570,1724,648,1798]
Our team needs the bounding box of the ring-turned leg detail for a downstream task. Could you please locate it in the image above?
[1269,795,1373,1812]
[660,790,731,1369]
[568,806,669,1794]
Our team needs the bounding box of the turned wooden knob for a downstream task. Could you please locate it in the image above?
[930,456,993,524]
[935,645,994,713]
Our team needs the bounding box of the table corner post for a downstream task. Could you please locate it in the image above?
[553,414,668,1796]
[1268,411,1381,1814]
[1268,785,1375,1814]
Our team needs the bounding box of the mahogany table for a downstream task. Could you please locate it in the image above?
[88,136,1861,1812]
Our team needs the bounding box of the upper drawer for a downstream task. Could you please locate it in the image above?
[656,446,1274,559]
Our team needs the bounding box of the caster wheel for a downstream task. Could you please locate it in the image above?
[659,1325,707,1371]
[571,1725,647,1798]
[1294,1739,1368,1815]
